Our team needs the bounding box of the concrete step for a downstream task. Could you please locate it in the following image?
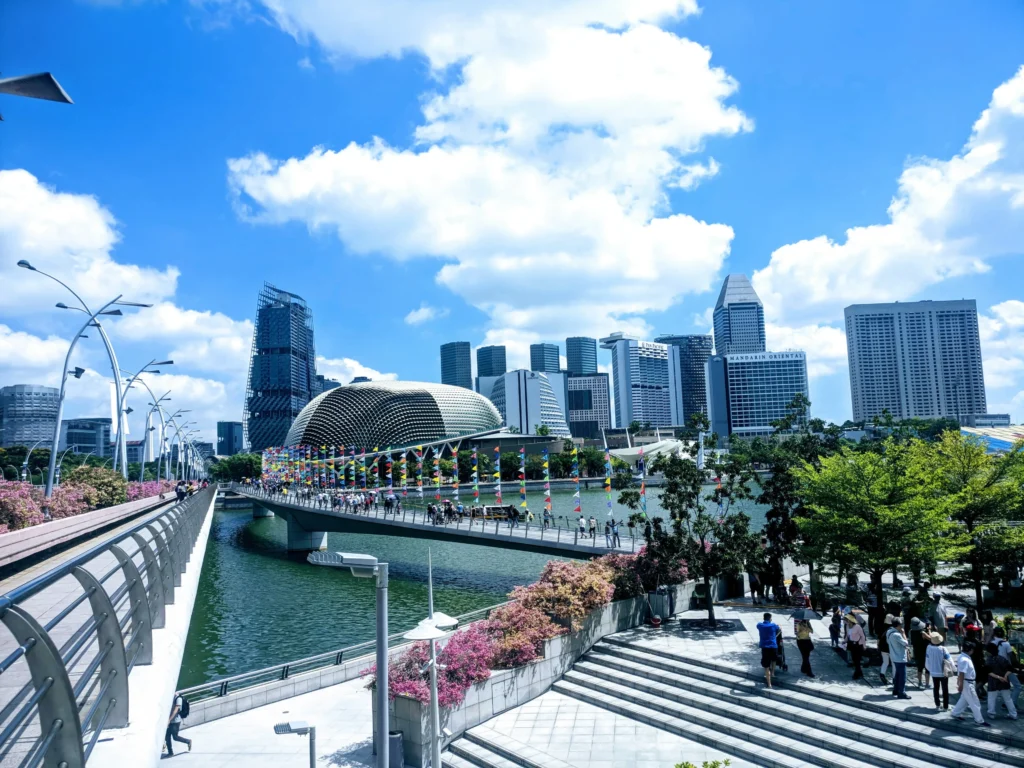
[446,737,521,768]
[602,634,1024,756]
[573,658,1013,768]
[590,640,1024,768]
[553,676,858,768]
[464,726,579,768]
[443,751,485,768]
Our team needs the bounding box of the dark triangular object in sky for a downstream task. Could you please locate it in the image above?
[0,73,73,104]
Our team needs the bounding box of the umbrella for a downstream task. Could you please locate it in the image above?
[790,608,823,621]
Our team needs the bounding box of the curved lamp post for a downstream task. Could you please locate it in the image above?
[54,445,80,487]
[162,410,191,480]
[119,360,173,477]
[20,439,47,482]
[44,295,124,517]
[17,260,153,476]
[119,371,170,481]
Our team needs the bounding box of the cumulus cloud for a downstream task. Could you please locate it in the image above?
[226,1,750,350]
[404,304,449,326]
[316,355,397,385]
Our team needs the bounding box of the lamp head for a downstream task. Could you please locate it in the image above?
[55,302,68,309]
[69,367,85,379]
[17,260,35,271]
[100,308,123,316]
[404,619,449,641]
[273,721,311,736]
[155,360,174,366]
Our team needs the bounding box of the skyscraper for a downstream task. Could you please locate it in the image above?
[312,374,341,396]
[713,274,766,355]
[706,351,810,439]
[844,300,988,424]
[565,337,598,375]
[59,417,112,458]
[244,283,318,452]
[440,341,472,390]
[657,334,713,426]
[217,421,244,456]
[489,370,571,437]
[476,345,507,378]
[530,343,561,373]
[0,385,59,448]
[599,333,671,428]
[566,373,612,439]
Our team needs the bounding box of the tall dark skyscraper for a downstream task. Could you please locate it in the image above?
[713,274,766,354]
[440,341,472,389]
[217,421,244,456]
[656,334,713,426]
[530,342,561,373]
[244,283,317,451]
[565,337,598,375]
[476,345,507,378]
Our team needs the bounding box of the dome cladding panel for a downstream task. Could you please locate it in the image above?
[284,382,501,448]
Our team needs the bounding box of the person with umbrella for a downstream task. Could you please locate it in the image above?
[791,608,821,678]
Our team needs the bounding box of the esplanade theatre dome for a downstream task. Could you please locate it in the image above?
[284,381,502,448]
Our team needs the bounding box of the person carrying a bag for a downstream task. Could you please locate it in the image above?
[925,631,953,710]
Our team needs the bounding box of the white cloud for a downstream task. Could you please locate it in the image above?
[765,322,848,379]
[0,169,179,313]
[226,3,749,347]
[404,304,449,326]
[297,56,314,70]
[316,355,397,385]
[992,299,1024,328]
[753,66,1024,327]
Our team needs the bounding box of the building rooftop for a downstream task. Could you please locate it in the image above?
[714,274,762,310]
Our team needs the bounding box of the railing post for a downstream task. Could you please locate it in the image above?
[145,523,175,605]
[131,532,165,628]
[109,543,153,666]
[72,565,130,728]
[0,605,84,768]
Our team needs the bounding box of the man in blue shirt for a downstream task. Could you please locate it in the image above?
[757,612,782,688]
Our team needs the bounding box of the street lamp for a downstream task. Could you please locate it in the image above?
[273,722,316,768]
[55,445,79,487]
[308,551,389,767]
[120,360,174,476]
[403,550,457,768]
[20,439,47,482]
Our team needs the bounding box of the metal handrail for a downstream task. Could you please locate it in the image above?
[0,485,215,768]
[176,601,508,702]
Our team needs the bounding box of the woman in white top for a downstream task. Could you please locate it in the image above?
[925,633,951,710]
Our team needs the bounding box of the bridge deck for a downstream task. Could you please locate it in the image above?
[234,488,641,559]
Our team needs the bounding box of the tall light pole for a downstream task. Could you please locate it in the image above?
[163,410,191,480]
[119,360,173,477]
[17,260,153,475]
[55,445,79,487]
[20,439,47,482]
[44,295,124,516]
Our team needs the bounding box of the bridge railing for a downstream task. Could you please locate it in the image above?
[176,601,507,703]
[234,483,639,553]
[0,485,215,768]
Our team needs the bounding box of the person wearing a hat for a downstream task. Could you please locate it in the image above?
[910,617,931,688]
[878,614,893,685]
[925,632,952,709]
[845,613,866,680]
[888,617,911,699]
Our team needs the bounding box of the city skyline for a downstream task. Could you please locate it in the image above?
[2,3,1023,437]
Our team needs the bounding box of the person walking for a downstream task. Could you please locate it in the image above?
[932,592,949,644]
[925,632,952,710]
[578,515,586,537]
[604,520,612,548]
[982,610,998,646]
[878,614,893,684]
[829,607,842,648]
[164,693,192,756]
[846,613,866,680]
[795,619,815,678]
[588,516,597,540]
[951,641,988,726]
[888,618,911,699]
[543,509,551,529]
[911,617,930,688]
[611,519,621,547]
[757,612,781,688]
[987,642,1019,720]
[993,627,1023,705]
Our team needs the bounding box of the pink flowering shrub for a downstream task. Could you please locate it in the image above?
[484,602,564,668]
[45,484,90,519]
[127,480,175,502]
[511,560,615,630]
[0,480,43,530]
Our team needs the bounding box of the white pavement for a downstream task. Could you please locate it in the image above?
[171,676,375,768]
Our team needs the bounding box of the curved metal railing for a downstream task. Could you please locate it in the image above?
[0,485,214,768]
[176,601,507,704]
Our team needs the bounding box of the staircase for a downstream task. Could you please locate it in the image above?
[541,636,1024,768]
[443,725,577,768]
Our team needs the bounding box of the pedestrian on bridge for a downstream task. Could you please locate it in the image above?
[604,520,612,548]
[611,519,621,547]
[588,516,597,539]
[578,515,586,536]
[164,693,192,756]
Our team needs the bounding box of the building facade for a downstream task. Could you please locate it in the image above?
[657,334,713,427]
[476,346,507,378]
[489,370,570,437]
[530,343,561,373]
[844,300,988,424]
[565,337,598,375]
[599,333,671,429]
[566,373,612,439]
[244,283,318,452]
[312,374,341,396]
[217,421,244,456]
[59,417,112,458]
[713,274,766,355]
[0,385,59,448]
[706,351,810,439]
[440,341,472,390]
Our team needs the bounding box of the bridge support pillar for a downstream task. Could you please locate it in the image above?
[253,502,274,519]
[286,518,328,552]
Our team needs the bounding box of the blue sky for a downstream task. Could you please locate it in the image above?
[2,0,1023,441]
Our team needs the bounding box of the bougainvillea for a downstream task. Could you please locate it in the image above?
[511,560,615,630]
[484,601,565,668]
[44,484,90,519]
[598,548,688,599]
[0,480,42,530]
[127,480,175,501]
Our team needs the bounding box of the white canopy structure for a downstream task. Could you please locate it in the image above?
[609,439,692,464]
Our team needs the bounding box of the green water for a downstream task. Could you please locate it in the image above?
[179,485,768,688]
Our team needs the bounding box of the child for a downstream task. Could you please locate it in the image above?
[775,624,789,672]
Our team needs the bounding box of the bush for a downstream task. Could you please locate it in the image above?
[511,560,615,630]
[45,484,90,519]
[0,480,43,530]
[598,548,688,599]
[484,602,564,668]
[127,480,175,501]
[65,466,127,508]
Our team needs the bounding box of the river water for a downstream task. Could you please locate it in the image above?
[178,485,768,688]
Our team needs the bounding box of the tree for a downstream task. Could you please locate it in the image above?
[795,438,966,614]
[930,431,1024,607]
[209,453,262,482]
[628,420,642,436]
[535,425,551,437]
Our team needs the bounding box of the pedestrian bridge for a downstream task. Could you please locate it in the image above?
[229,486,640,559]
